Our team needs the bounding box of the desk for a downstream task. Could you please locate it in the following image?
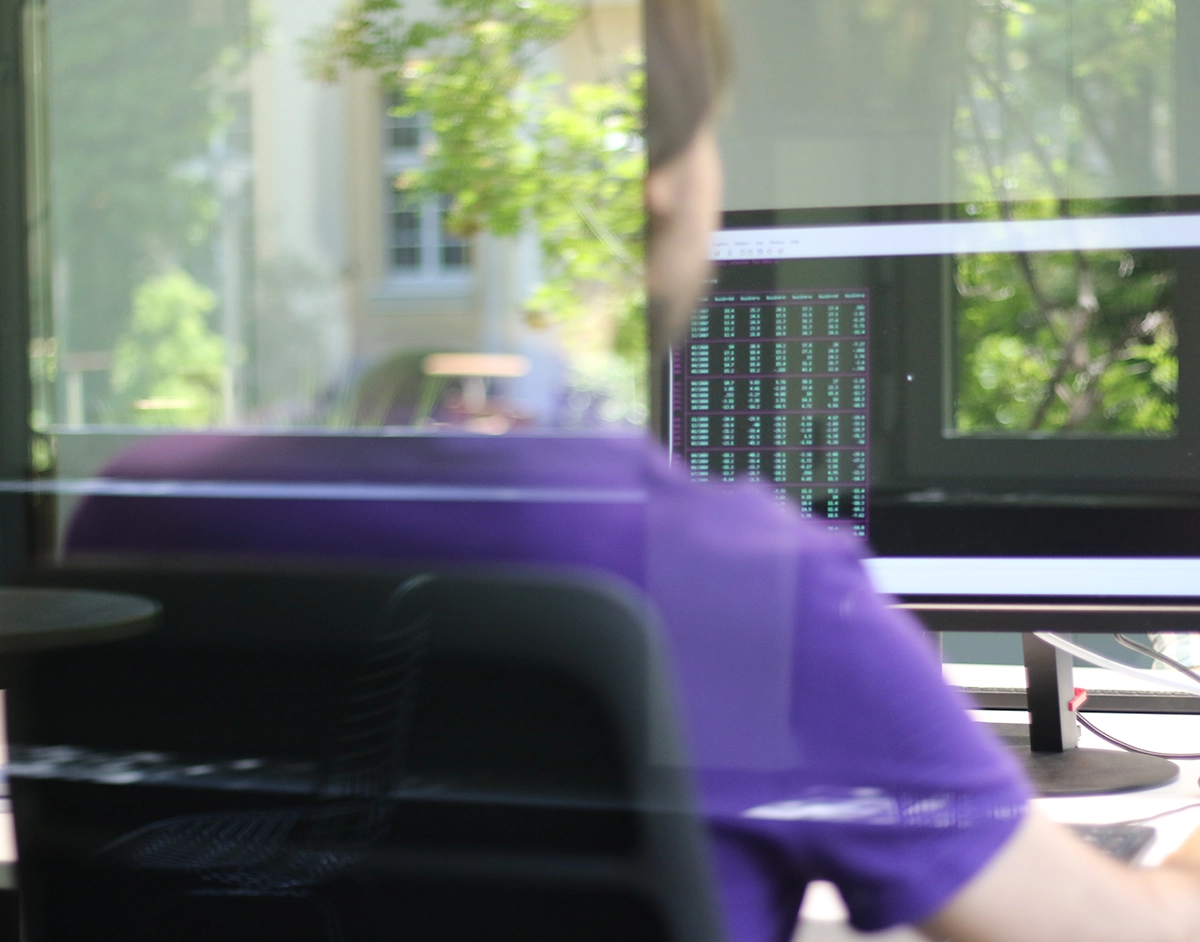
[5,709,1197,939]
[796,710,1200,942]
[1,686,1197,939]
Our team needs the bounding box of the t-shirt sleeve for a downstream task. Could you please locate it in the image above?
[755,538,1032,932]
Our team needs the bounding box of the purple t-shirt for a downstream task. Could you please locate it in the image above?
[67,432,1030,940]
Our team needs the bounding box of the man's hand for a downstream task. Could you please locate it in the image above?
[1162,822,1200,874]
[919,810,1200,942]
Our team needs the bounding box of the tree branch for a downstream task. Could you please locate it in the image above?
[1028,248,1101,430]
[964,90,1060,338]
[968,61,1065,201]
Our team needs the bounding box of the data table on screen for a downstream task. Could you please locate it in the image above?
[670,289,870,539]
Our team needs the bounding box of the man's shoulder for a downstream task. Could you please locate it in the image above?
[98,430,655,489]
[87,430,867,574]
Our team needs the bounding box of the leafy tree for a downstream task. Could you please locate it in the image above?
[952,0,1178,435]
[307,0,647,421]
[47,0,253,415]
[954,236,1176,434]
[957,0,1175,201]
[110,270,227,426]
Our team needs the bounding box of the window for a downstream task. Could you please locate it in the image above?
[382,92,470,281]
[18,0,639,451]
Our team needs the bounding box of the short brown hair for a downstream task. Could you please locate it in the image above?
[644,0,731,170]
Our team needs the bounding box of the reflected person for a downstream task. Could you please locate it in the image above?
[63,1,1200,940]
[645,4,1200,942]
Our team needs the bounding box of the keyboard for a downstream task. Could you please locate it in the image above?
[1068,822,1155,862]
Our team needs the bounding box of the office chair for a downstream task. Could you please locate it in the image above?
[8,561,723,942]
[83,573,430,942]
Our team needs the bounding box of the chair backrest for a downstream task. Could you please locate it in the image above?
[364,571,724,942]
[9,561,724,942]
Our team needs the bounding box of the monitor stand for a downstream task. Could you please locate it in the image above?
[992,635,1178,796]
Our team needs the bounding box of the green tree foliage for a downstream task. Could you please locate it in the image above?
[955,237,1177,434]
[48,0,252,408]
[958,0,1174,200]
[308,0,647,411]
[110,270,227,426]
[953,0,1178,435]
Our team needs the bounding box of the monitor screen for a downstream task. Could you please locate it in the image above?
[669,286,870,540]
[668,197,1200,557]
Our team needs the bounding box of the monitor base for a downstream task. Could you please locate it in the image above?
[991,723,1178,795]
[1021,748,1178,796]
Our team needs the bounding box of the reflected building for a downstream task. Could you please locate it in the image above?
[40,0,641,483]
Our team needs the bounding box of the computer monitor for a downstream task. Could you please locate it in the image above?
[667,197,1200,794]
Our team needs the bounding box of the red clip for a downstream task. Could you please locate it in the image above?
[1068,688,1088,712]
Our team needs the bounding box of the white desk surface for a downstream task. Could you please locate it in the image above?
[798,707,1200,941]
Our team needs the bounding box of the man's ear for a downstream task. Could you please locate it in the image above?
[645,161,681,222]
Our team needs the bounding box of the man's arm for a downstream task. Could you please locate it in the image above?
[921,810,1200,942]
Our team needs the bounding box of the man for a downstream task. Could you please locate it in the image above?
[67,1,1200,939]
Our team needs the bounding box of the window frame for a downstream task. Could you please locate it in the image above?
[0,0,33,579]
[379,90,472,294]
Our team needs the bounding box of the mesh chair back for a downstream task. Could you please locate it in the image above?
[310,576,433,844]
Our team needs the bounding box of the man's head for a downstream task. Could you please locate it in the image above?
[644,0,731,348]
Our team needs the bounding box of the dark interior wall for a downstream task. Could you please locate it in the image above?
[0,0,31,582]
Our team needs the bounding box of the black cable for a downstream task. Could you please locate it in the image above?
[1117,802,1200,828]
[1075,712,1200,760]
[1047,634,1200,759]
[1114,633,1200,686]
[1033,635,1200,826]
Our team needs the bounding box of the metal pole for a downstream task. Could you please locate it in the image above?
[1022,632,1080,753]
[0,0,32,582]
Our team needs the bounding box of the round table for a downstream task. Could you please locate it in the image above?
[0,588,160,656]
[0,586,159,834]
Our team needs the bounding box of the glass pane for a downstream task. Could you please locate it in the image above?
[712,0,1200,677]
[721,0,1185,210]
[384,90,421,151]
[30,0,638,453]
[26,0,645,558]
[957,1,1174,205]
[48,0,255,429]
[953,242,1178,437]
[389,190,422,271]
[439,195,469,270]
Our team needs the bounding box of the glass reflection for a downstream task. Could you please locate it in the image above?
[956,0,1176,204]
[33,0,644,456]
